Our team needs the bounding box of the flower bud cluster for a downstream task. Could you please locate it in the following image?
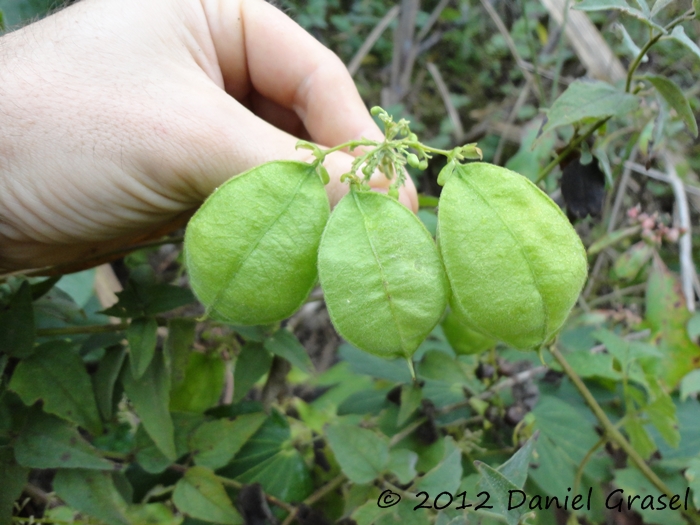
[626,205,683,245]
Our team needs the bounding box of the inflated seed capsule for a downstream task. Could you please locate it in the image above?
[184,161,329,325]
[437,162,587,349]
[318,187,449,359]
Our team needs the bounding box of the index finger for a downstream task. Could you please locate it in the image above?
[204,0,384,147]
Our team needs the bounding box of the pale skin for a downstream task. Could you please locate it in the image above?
[0,0,418,271]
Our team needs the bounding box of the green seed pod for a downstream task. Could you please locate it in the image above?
[438,162,587,349]
[184,161,329,325]
[442,305,496,355]
[407,153,420,168]
[318,188,449,358]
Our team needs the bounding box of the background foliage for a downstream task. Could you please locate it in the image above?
[1,0,700,525]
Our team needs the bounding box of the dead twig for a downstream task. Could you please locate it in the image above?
[426,62,465,141]
[348,6,400,76]
[608,148,638,233]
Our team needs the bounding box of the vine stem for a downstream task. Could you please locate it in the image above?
[280,474,346,525]
[548,345,700,525]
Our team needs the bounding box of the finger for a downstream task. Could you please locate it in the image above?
[201,0,384,147]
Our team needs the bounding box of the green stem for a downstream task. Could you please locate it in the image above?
[549,345,700,524]
[625,33,662,93]
[536,118,609,183]
[36,322,129,337]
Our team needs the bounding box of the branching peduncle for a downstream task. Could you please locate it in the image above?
[297,107,482,195]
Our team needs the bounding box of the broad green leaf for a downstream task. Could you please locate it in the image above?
[173,466,243,525]
[185,161,329,325]
[644,75,698,137]
[645,387,680,448]
[0,446,28,525]
[685,456,700,509]
[56,268,96,308]
[666,26,700,62]
[233,342,272,402]
[613,468,686,525]
[10,341,102,434]
[14,410,113,469]
[172,411,208,458]
[134,425,172,474]
[387,448,418,484]
[318,188,449,358]
[337,387,392,416]
[125,503,181,525]
[613,241,654,280]
[575,0,664,29]
[234,447,313,503]
[650,0,675,16]
[263,329,314,374]
[217,410,289,479]
[128,317,158,380]
[101,282,195,318]
[646,257,700,387]
[475,461,528,525]
[418,350,469,384]
[497,432,538,488]
[542,80,639,135]
[167,318,196,389]
[688,313,700,340]
[559,350,621,381]
[122,351,176,460]
[339,344,412,383]
[325,424,390,484]
[414,437,462,495]
[0,281,34,358]
[680,370,700,401]
[190,413,267,470]
[441,308,495,355]
[397,383,423,426]
[93,346,127,421]
[53,469,131,525]
[624,415,657,459]
[170,352,225,413]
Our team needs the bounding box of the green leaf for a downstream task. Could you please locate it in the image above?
[339,343,413,383]
[613,468,686,525]
[173,466,243,525]
[9,341,102,434]
[190,413,267,470]
[613,241,654,280]
[14,410,113,470]
[134,425,172,474]
[650,0,676,18]
[680,370,700,401]
[170,352,225,413]
[646,256,700,387]
[387,448,418,485]
[665,26,700,62]
[575,0,664,29]
[325,424,389,484]
[128,317,158,380]
[542,80,640,135]
[397,383,422,426]
[0,446,28,525]
[417,350,469,384]
[0,281,35,358]
[93,346,127,421]
[414,437,462,495]
[263,329,314,374]
[318,188,449,358]
[56,269,97,308]
[167,318,196,390]
[235,447,313,502]
[685,456,700,509]
[233,342,272,402]
[122,351,176,460]
[688,313,700,340]
[475,461,527,525]
[644,75,698,137]
[645,387,680,448]
[53,469,131,525]
[497,432,538,488]
[625,415,657,459]
[101,282,195,318]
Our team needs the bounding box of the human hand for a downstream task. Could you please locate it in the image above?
[0,0,418,271]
